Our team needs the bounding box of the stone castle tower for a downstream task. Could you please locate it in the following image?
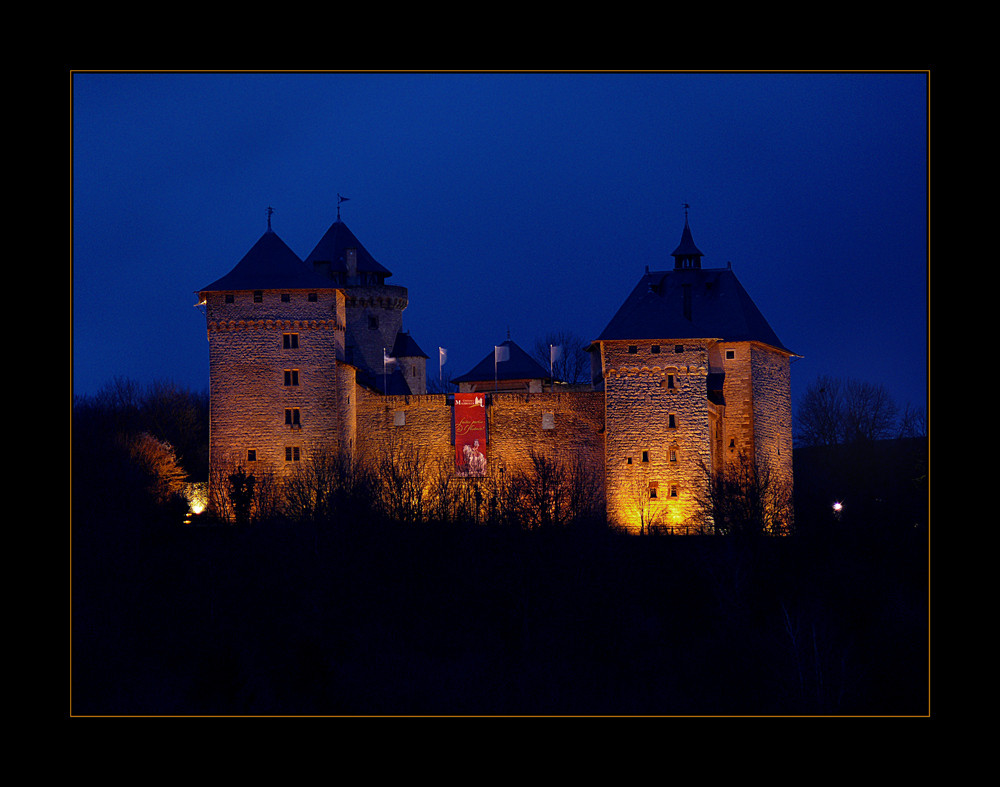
[196,208,427,490]
[594,213,795,532]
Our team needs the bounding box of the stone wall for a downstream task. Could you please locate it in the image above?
[205,288,346,477]
[600,339,714,533]
[354,388,605,484]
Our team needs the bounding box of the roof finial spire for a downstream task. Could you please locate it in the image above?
[337,193,350,220]
[266,205,274,232]
[682,202,690,221]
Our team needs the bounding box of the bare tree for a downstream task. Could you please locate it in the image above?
[843,379,899,444]
[696,451,793,537]
[532,330,591,384]
[795,375,844,447]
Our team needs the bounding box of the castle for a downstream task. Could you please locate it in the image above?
[197,205,795,533]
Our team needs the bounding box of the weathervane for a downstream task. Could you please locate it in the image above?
[266,205,275,232]
[682,202,690,219]
[337,193,350,220]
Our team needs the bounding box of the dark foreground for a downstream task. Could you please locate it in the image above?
[71,507,928,717]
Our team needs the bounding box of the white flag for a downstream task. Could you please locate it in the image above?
[383,349,395,367]
[494,345,510,362]
[550,344,563,364]
[439,347,447,365]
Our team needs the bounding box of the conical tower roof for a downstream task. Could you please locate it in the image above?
[304,217,392,277]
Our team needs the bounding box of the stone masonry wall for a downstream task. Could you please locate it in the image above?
[601,340,713,533]
[206,288,345,481]
[354,388,605,489]
[750,345,794,489]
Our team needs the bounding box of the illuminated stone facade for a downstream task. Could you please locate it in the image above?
[198,212,793,532]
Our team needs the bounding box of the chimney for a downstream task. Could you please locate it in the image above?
[346,248,357,281]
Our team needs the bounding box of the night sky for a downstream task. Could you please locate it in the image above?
[72,71,928,418]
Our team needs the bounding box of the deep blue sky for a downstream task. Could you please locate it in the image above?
[72,71,928,417]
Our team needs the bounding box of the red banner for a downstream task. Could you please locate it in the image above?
[454,392,488,476]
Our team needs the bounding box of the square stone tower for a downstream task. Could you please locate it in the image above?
[594,213,795,533]
[197,219,351,496]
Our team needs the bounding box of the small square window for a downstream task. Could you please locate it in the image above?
[628,345,638,354]
[725,349,735,360]
[285,446,300,462]
[253,291,263,303]
[651,345,660,354]
[308,293,318,302]
[225,293,234,303]
[283,333,299,349]
[674,345,684,353]
[626,456,633,465]
[281,293,290,302]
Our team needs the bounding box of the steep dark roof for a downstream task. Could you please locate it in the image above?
[198,230,334,293]
[452,339,550,384]
[671,219,705,260]
[303,218,392,277]
[596,267,792,353]
[391,331,429,359]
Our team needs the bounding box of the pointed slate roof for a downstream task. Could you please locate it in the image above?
[671,217,705,265]
[452,339,550,384]
[596,267,792,353]
[198,229,334,293]
[303,218,392,277]
[391,331,429,359]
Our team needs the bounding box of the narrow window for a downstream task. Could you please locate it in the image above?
[669,449,677,463]
[285,408,300,426]
[253,290,263,303]
[668,414,676,429]
[670,485,678,498]
[283,333,299,349]
[247,449,256,462]
[667,374,674,389]
[626,457,633,465]
[285,446,300,462]
[284,369,299,386]
[641,450,649,463]
[281,293,290,303]
[648,482,658,499]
